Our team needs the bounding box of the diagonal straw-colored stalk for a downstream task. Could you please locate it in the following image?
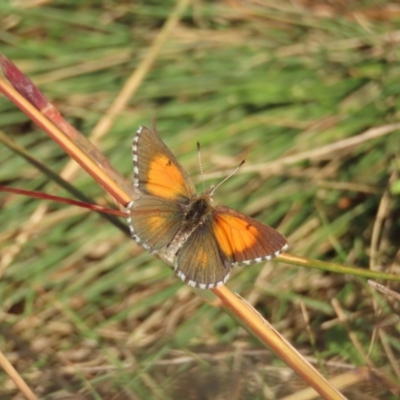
[217,286,348,400]
[0,350,37,400]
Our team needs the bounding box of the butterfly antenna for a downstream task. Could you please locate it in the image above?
[210,160,245,195]
[197,142,206,192]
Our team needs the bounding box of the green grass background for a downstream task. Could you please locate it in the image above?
[0,1,399,398]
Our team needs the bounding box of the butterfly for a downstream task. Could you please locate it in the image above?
[126,126,288,289]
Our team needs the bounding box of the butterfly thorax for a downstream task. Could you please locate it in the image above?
[184,193,213,224]
[164,193,213,260]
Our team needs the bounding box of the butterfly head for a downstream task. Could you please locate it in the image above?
[204,184,216,203]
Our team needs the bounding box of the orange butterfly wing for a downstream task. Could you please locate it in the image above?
[133,126,196,200]
[211,206,288,266]
[175,206,287,289]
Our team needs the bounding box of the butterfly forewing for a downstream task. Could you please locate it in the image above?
[133,127,196,200]
[211,206,288,266]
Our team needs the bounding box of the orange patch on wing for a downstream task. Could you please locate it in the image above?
[213,214,258,256]
[195,249,209,268]
[147,154,186,199]
[148,216,168,230]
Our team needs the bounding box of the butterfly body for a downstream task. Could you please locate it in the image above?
[162,192,213,259]
[126,126,288,289]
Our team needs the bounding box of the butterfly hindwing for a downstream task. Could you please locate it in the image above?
[175,215,231,289]
[133,126,196,200]
[128,195,186,252]
[211,206,288,266]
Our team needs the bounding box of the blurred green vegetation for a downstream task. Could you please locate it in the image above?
[0,1,399,398]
